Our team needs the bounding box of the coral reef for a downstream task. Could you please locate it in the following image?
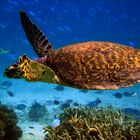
[0,103,22,140]
[28,102,48,122]
[44,106,140,140]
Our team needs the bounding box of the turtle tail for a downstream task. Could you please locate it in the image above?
[20,11,52,57]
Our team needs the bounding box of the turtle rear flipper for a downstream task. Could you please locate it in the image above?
[4,55,59,84]
[127,69,140,82]
[20,11,52,57]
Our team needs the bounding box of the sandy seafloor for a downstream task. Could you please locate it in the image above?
[0,72,140,140]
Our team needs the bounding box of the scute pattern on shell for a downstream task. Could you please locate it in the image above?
[49,42,140,89]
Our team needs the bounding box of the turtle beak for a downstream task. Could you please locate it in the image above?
[4,64,23,79]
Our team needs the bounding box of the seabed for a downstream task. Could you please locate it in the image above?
[0,74,140,139]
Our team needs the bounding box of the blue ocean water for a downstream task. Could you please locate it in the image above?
[0,0,140,139]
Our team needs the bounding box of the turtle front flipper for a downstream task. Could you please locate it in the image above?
[4,55,59,84]
[20,11,52,57]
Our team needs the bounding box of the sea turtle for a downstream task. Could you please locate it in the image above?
[4,11,140,89]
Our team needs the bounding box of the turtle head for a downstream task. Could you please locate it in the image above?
[4,55,59,84]
[4,63,24,79]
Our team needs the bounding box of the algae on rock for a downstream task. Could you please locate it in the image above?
[28,102,48,122]
[0,102,22,140]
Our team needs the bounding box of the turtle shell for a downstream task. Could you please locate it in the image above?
[48,41,140,89]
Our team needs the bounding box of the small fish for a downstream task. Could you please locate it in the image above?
[87,98,102,107]
[0,48,9,55]
[73,102,79,106]
[55,85,65,91]
[114,92,123,99]
[28,132,34,136]
[131,92,137,96]
[29,126,34,129]
[65,99,73,104]
[16,104,26,110]
[50,116,60,128]
[95,90,103,94]
[45,101,53,105]
[7,90,14,97]
[124,92,137,97]
[79,89,88,93]
[0,81,12,89]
